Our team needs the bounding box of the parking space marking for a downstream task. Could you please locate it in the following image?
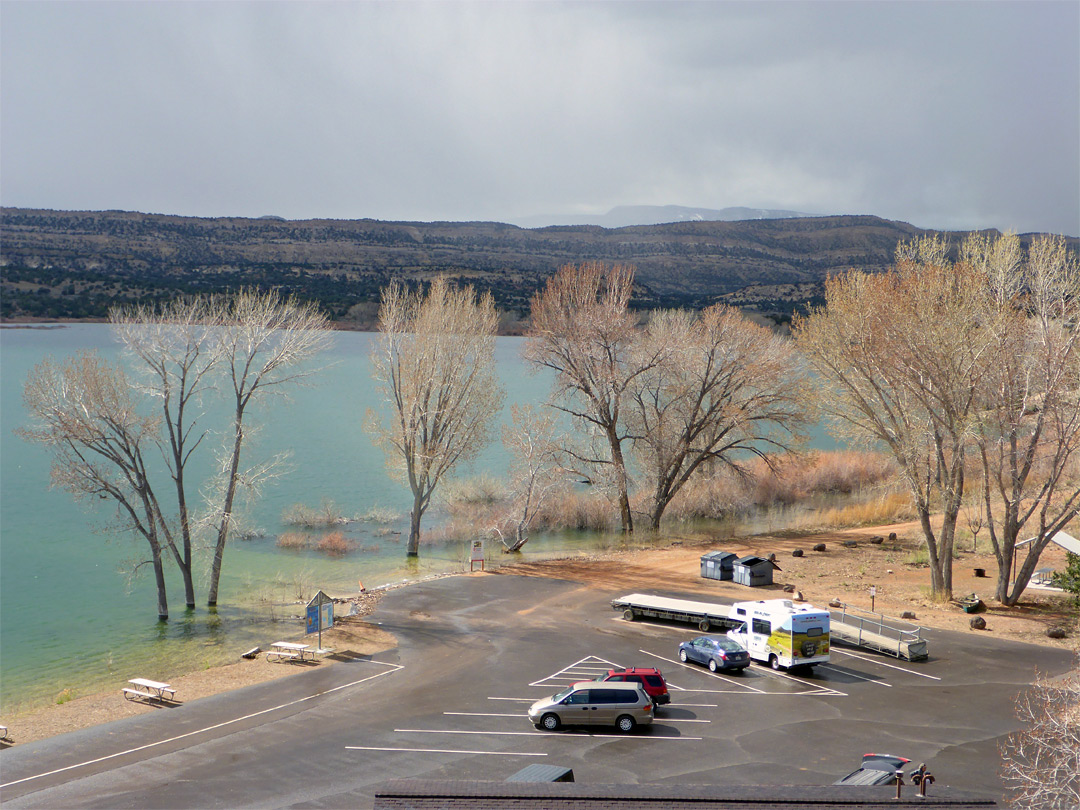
[640,649,847,696]
[347,745,547,757]
[529,656,623,688]
[488,696,539,702]
[395,728,703,741]
[673,702,718,708]
[444,712,525,718]
[817,665,891,686]
[831,648,942,680]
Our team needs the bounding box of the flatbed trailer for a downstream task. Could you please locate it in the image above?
[611,593,740,632]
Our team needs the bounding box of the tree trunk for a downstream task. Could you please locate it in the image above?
[608,428,633,534]
[174,469,196,609]
[208,414,243,607]
[406,502,422,557]
[152,548,169,621]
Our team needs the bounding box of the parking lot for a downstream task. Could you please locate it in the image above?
[1,572,1073,809]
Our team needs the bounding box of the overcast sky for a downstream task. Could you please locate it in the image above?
[2,1,1077,235]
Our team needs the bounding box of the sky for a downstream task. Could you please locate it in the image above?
[2,1,1077,236]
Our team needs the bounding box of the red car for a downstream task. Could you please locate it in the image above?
[591,667,670,706]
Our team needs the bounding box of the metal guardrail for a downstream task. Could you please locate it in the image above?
[829,603,927,658]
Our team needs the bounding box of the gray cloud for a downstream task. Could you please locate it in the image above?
[2,1,1076,235]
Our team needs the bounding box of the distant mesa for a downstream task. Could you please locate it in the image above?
[510,204,818,229]
[258,215,286,221]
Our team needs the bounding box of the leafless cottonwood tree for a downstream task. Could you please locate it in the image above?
[367,278,505,557]
[967,233,1080,605]
[627,305,810,531]
[794,236,994,600]
[19,354,174,619]
[110,297,222,610]
[493,404,567,551]
[1000,657,1080,809]
[525,262,662,534]
[206,290,332,606]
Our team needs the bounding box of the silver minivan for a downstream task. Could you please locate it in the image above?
[529,681,653,732]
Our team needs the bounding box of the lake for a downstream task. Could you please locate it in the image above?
[0,324,673,713]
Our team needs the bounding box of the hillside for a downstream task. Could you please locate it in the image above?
[2,208,1065,329]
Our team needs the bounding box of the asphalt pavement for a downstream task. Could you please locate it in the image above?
[0,572,1072,809]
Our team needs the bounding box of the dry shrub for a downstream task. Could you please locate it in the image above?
[316,531,353,556]
[276,532,312,549]
[532,488,616,532]
[282,498,346,527]
[361,506,400,524]
[815,491,914,528]
[440,474,508,509]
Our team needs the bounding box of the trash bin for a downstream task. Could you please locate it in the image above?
[700,550,737,581]
[733,555,774,586]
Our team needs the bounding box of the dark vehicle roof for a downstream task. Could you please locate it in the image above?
[833,754,912,786]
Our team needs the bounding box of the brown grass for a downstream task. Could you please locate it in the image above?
[276,531,311,549]
[316,531,353,556]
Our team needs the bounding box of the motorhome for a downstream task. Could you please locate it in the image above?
[726,599,830,670]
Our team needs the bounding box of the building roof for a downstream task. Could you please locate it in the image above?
[373,780,997,809]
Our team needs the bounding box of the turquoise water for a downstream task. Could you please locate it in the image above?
[1,325,615,712]
[1,324,840,714]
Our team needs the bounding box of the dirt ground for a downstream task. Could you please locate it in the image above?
[3,520,1076,748]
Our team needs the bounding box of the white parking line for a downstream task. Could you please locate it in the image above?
[529,655,622,688]
[444,712,524,718]
[488,696,539,702]
[347,745,547,757]
[2,662,405,789]
[642,649,847,697]
[672,703,718,708]
[831,649,942,680]
[817,665,891,686]
[395,728,702,741]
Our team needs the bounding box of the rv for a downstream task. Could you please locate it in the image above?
[726,599,830,671]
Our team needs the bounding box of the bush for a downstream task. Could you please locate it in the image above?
[282,499,345,527]
[316,531,353,556]
[276,532,311,549]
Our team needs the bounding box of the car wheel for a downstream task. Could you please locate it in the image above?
[679,649,688,662]
[708,658,719,672]
[541,713,561,731]
[616,714,636,733]
[770,654,781,671]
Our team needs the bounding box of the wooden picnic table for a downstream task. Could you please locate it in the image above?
[123,678,176,702]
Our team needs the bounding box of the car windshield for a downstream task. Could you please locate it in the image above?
[552,686,576,701]
[715,638,745,652]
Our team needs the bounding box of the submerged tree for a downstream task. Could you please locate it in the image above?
[493,404,566,551]
[206,289,332,606]
[627,305,810,531]
[111,297,222,610]
[367,278,505,556]
[19,353,174,619]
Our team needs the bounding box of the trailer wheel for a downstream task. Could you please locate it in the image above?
[769,654,782,671]
[623,609,636,621]
[698,619,711,632]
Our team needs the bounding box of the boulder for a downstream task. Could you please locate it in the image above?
[813,543,827,552]
[1046,626,1067,639]
[793,590,805,602]
[842,539,858,548]
[828,598,844,608]
[900,611,916,620]
[767,552,777,562]
[969,616,987,630]
[783,584,796,593]
[888,532,898,542]
[869,536,884,544]
[792,548,804,558]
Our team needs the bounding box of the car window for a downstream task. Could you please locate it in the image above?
[805,626,823,637]
[716,638,744,652]
[752,618,772,635]
[626,675,642,684]
[590,689,622,704]
[565,691,589,704]
[607,674,624,681]
[644,675,664,687]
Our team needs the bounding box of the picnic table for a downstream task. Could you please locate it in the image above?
[123,678,176,703]
[267,641,315,663]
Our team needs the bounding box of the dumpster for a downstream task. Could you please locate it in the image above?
[700,550,737,581]
[733,555,774,587]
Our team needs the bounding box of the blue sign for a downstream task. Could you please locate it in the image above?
[305,591,334,635]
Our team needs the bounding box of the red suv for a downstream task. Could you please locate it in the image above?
[594,667,670,706]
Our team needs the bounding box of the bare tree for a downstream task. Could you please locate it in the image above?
[525,261,661,534]
[110,297,222,610]
[968,234,1080,605]
[493,404,567,551]
[367,278,505,556]
[206,290,332,605]
[1000,656,1080,809]
[794,236,994,600]
[627,305,810,531]
[19,353,174,619]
